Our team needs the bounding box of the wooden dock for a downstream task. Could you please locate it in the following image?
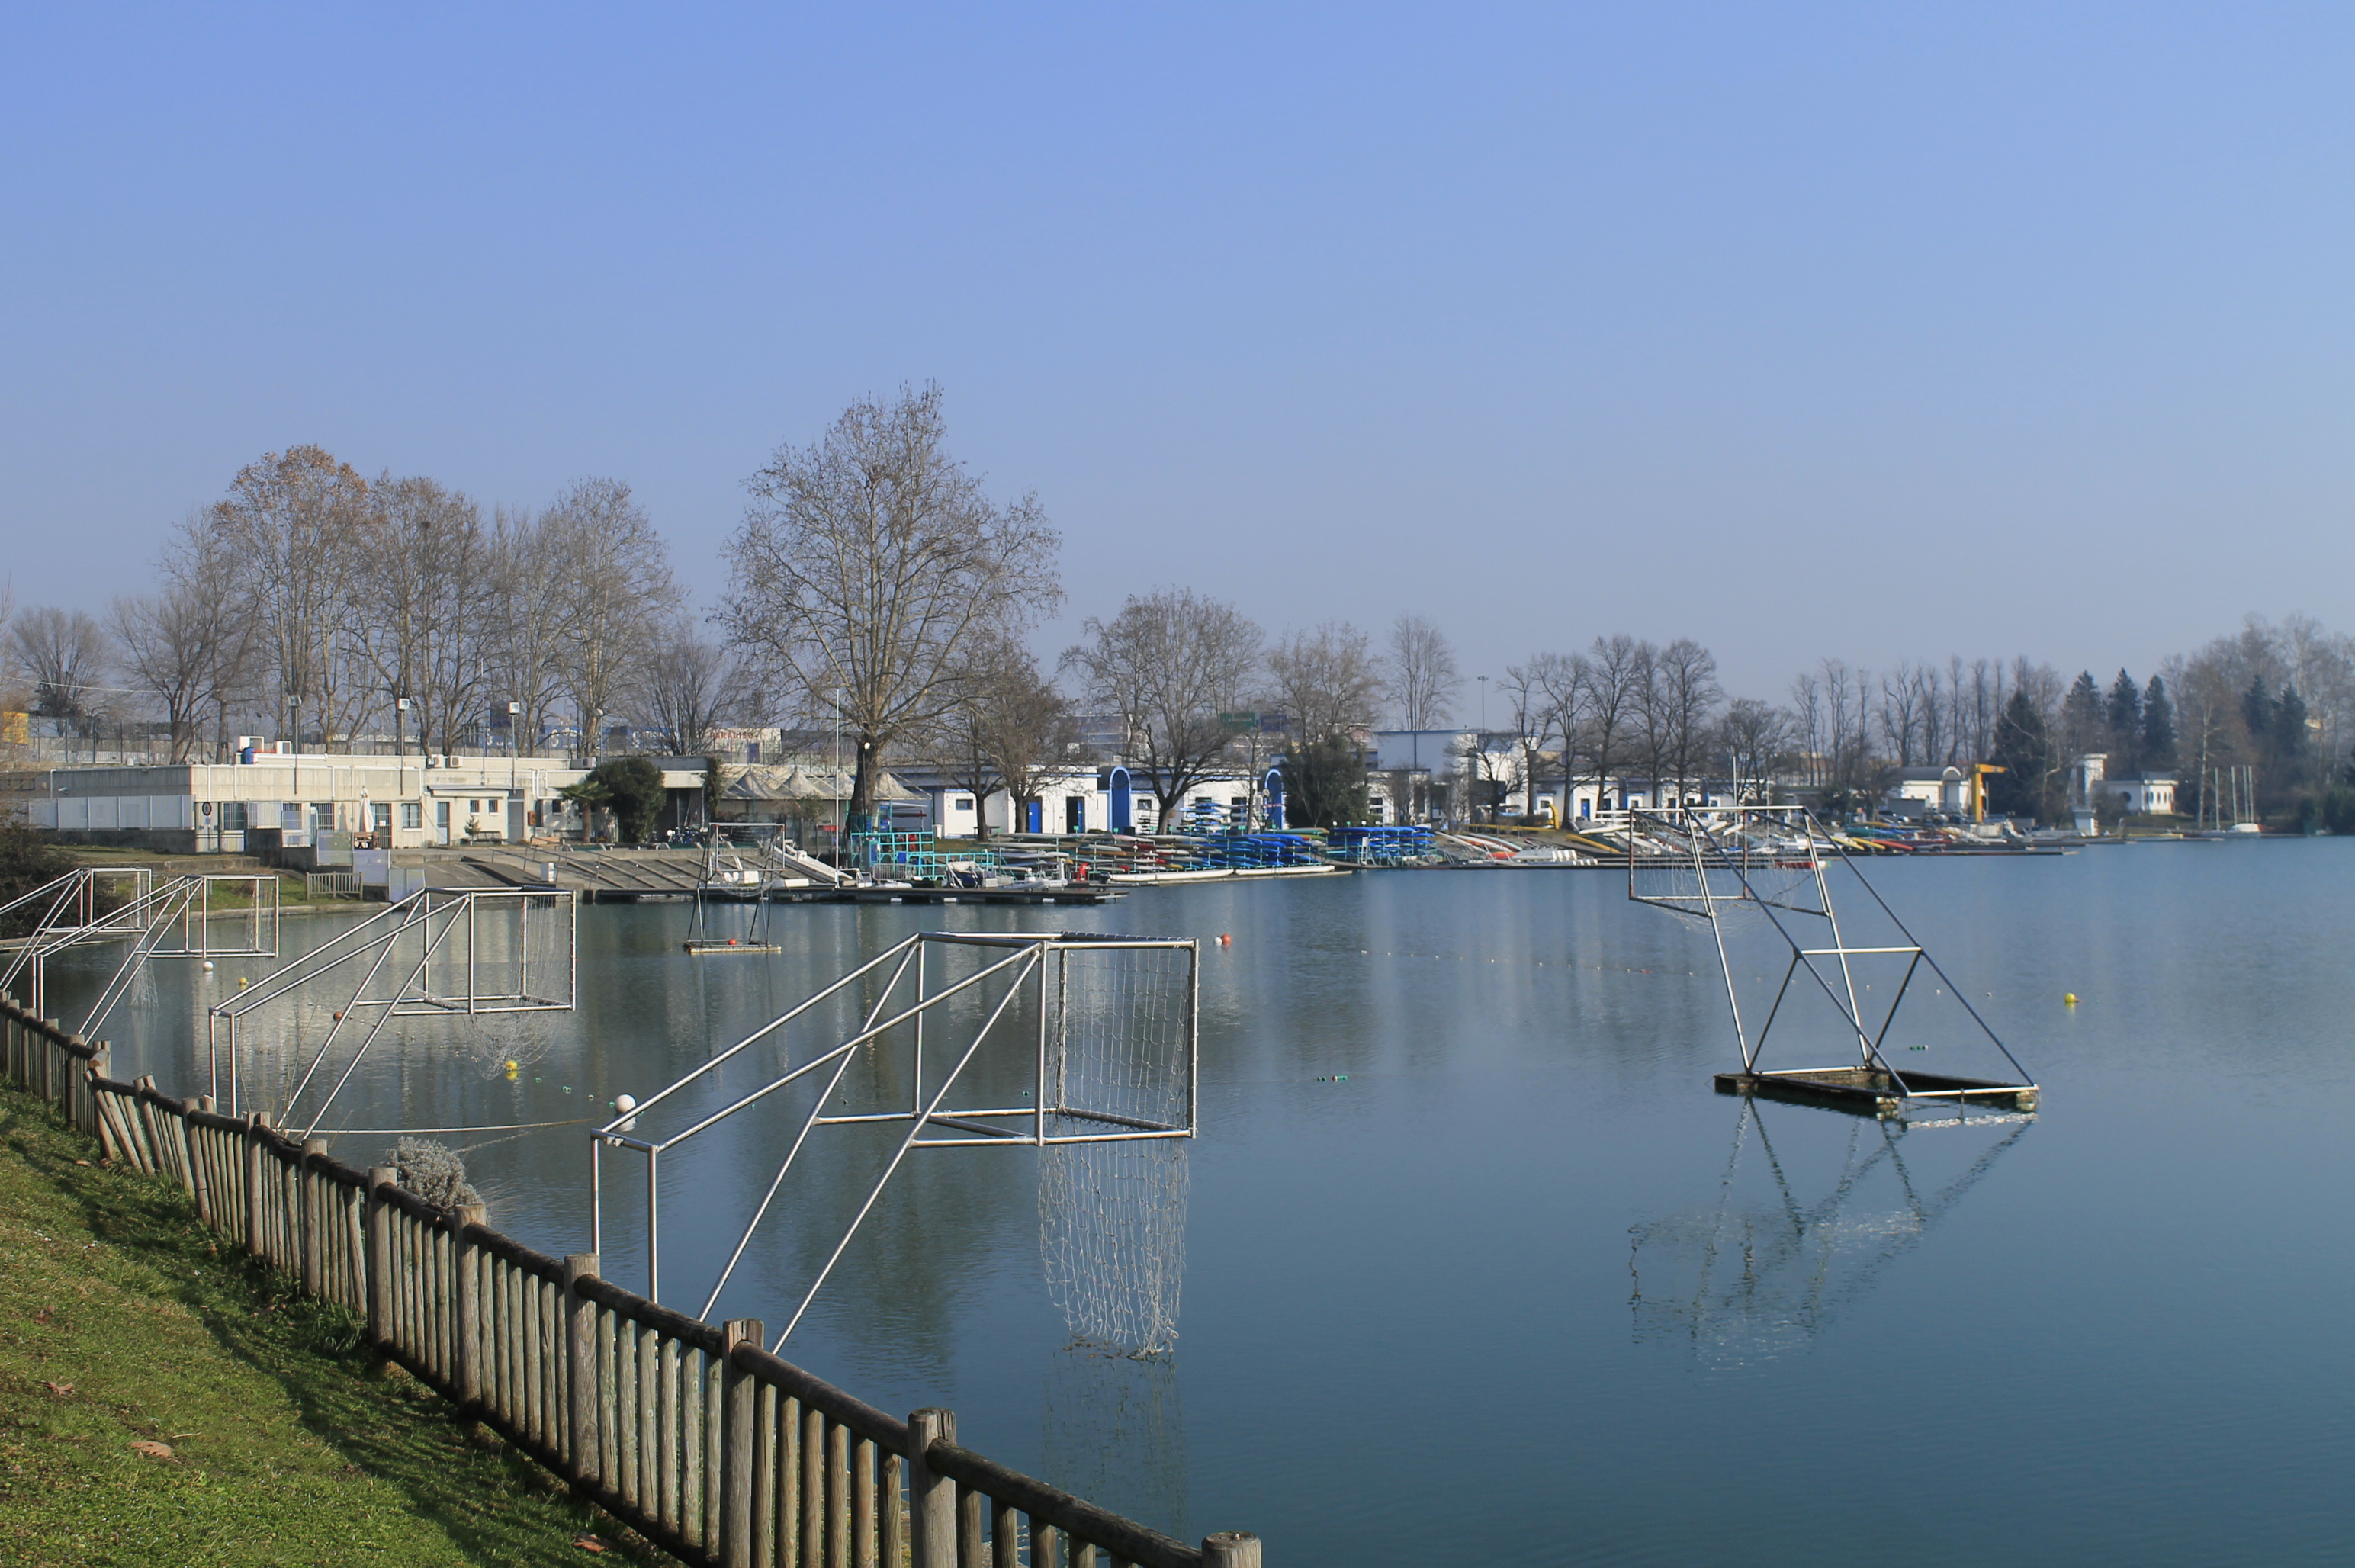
[1716,1066,2039,1117]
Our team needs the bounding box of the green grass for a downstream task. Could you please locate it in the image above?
[0,1084,669,1566]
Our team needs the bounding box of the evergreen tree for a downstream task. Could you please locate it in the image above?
[2106,669,2141,770]
[1281,733,1373,829]
[2060,671,2105,760]
[2275,683,2309,774]
[2139,676,2177,772]
[2242,676,2274,751]
[1987,689,2055,821]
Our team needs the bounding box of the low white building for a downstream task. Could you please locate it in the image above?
[2101,773,2177,815]
[1883,766,1968,818]
[901,763,1283,838]
[24,753,708,853]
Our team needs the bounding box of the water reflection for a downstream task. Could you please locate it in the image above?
[1041,1345,1189,1541]
[1630,1098,2032,1363]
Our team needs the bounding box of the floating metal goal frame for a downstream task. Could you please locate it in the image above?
[2,866,279,1027]
[1627,805,2037,1113]
[591,930,1199,1351]
[207,885,577,1132]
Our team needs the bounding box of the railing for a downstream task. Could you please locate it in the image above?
[304,869,362,899]
[0,992,1261,1568]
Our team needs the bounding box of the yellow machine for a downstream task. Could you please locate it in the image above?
[1968,763,2006,823]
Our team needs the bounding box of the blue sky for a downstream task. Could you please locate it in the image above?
[3,4,2350,708]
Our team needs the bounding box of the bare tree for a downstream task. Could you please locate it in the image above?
[112,581,227,762]
[927,631,1080,837]
[349,474,496,756]
[1788,670,1823,789]
[1818,659,1875,793]
[1717,697,1793,799]
[546,478,680,759]
[208,445,369,748]
[1879,662,1930,766]
[485,504,574,759]
[1267,622,1381,741]
[11,607,111,720]
[1383,613,1461,731]
[641,624,741,757]
[1064,588,1261,830]
[1653,638,1721,800]
[722,385,1060,823]
[1569,635,1646,812]
[1498,661,1553,820]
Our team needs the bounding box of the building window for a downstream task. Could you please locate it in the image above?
[401,802,422,830]
[372,802,392,832]
[953,798,975,812]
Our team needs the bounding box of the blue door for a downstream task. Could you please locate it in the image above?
[1108,767,1132,832]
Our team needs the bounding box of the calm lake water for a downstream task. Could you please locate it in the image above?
[55,843,2355,1566]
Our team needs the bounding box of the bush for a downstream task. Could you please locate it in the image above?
[387,1137,482,1210]
[2307,786,2355,835]
[0,803,76,938]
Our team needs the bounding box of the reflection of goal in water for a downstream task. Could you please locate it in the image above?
[1630,1096,2034,1362]
[207,887,577,1133]
[593,930,1197,1355]
[1627,805,2038,1117]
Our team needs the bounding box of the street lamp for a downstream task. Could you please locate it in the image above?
[1476,676,1488,731]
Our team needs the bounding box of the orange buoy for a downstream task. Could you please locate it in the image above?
[1217,933,1232,946]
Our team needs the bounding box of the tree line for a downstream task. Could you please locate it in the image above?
[8,388,2352,831]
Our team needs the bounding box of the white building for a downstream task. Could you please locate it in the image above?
[23,753,708,853]
[2101,773,2177,815]
[1882,766,1968,818]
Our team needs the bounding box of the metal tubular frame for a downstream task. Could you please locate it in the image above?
[205,886,577,1128]
[1627,805,2036,1106]
[2,867,279,1030]
[588,930,1200,1348]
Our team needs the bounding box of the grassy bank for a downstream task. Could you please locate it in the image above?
[0,1084,663,1566]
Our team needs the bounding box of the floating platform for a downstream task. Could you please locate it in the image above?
[776,885,1124,906]
[1715,1066,2039,1119]
[683,940,784,954]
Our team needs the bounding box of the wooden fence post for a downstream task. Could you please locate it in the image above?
[564,1254,599,1483]
[454,1203,486,1410]
[167,1090,198,1197]
[907,1407,958,1568]
[367,1166,397,1349]
[721,1319,764,1568]
[300,1136,328,1296]
[182,1100,214,1224]
[80,1042,108,1135]
[1203,1531,1264,1567]
[246,1115,271,1257]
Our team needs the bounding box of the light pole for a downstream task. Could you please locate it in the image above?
[1476,676,1489,731]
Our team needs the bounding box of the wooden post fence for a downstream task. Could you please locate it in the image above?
[0,989,1262,1565]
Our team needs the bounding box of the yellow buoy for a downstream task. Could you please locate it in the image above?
[2064,992,2079,1006]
